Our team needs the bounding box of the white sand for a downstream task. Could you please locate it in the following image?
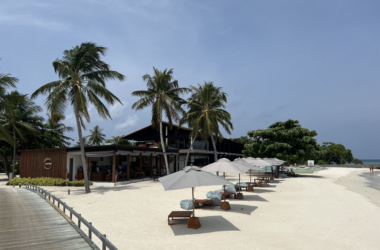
[2,168,380,249]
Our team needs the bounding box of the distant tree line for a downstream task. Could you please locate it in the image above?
[230,119,363,165]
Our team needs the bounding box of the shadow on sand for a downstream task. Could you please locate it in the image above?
[50,184,144,196]
[242,194,268,202]
[170,215,240,236]
[251,188,275,194]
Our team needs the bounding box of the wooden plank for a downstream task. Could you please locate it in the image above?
[0,188,93,250]
[20,148,67,179]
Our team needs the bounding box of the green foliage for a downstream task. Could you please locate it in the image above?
[131,67,189,129]
[0,61,20,143]
[87,125,106,145]
[10,162,20,175]
[317,160,327,165]
[352,158,364,165]
[181,82,233,142]
[244,119,320,164]
[230,136,251,145]
[8,177,92,186]
[319,142,354,164]
[117,139,132,146]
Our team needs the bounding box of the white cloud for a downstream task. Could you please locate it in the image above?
[109,100,128,119]
[115,114,139,131]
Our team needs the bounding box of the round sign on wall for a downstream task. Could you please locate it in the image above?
[44,158,53,170]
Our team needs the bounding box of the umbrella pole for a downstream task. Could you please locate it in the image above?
[236,174,244,199]
[188,186,201,229]
[239,174,241,193]
[192,187,195,217]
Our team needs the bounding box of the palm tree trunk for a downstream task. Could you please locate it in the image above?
[211,135,218,161]
[74,94,91,193]
[185,136,196,167]
[160,108,170,174]
[12,128,15,179]
[211,135,219,175]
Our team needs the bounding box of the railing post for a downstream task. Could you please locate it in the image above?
[70,208,73,220]
[89,222,92,239]
[78,214,81,228]
[63,203,66,213]
[103,234,107,250]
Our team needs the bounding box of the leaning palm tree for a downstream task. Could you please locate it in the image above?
[131,67,189,174]
[31,42,125,193]
[88,125,106,145]
[0,92,42,178]
[181,82,233,163]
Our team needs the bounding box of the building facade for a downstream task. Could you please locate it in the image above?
[123,122,244,170]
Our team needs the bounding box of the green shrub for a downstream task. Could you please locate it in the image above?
[7,177,92,186]
[317,160,327,165]
[10,163,20,175]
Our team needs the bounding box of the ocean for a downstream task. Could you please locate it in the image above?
[361,160,380,165]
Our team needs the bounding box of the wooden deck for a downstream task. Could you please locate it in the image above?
[0,188,93,250]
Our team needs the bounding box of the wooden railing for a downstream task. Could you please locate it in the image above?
[25,183,118,250]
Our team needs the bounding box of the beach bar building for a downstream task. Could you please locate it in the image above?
[122,122,244,168]
[19,122,243,185]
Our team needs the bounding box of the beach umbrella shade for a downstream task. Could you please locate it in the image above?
[233,158,262,183]
[202,161,250,201]
[159,166,231,228]
[217,158,231,162]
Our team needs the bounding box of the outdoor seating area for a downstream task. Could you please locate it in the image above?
[159,157,285,229]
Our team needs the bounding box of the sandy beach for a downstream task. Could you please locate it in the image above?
[2,168,380,250]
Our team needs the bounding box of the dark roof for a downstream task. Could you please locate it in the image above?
[122,122,243,145]
[19,145,178,153]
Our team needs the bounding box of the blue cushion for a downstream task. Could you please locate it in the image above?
[206,191,222,200]
[180,199,199,210]
[223,184,237,194]
[235,182,248,187]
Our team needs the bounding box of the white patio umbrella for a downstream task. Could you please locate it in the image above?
[217,158,231,162]
[159,166,231,228]
[233,158,262,183]
[202,161,250,201]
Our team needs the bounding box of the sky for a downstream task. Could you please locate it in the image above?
[0,0,379,159]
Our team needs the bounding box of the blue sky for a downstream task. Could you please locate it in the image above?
[1,0,379,159]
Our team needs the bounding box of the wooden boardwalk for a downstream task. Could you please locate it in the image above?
[0,188,93,250]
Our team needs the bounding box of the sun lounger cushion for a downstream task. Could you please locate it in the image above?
[180,199,199,210]
[223,184,237,194]
[206,190,222,200]
[236,182,248,187]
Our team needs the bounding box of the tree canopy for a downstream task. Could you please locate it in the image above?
[243,119,320,164]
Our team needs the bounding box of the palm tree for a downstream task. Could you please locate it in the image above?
[45,114,74,147]
[181,82,233,163]
[76,136,90,146]
[0,92,42,178]
[131,67,189,174]
[0,68,19,143]
[31,42,125,193]
[88,125,106,145]
[111,135,124,144]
